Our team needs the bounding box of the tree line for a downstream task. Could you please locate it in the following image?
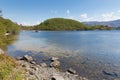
[21,18,113,30]
[0,11,20,48]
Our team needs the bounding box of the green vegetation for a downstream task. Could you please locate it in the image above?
[90,25,112,30]
[34,18,89,30]
[21,25,34,30]
[0,17,20,49]
[0,13,23,80]
[0,54,24,80]
[22,18,113,31]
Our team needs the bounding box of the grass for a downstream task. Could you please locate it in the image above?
[0,54,24,80]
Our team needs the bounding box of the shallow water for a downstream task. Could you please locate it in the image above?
[7,30,120,80]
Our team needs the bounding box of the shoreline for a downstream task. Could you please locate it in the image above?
[16,55,88,80]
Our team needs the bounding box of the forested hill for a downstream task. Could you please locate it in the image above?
[0,17,20,34]
[22,18,113,30]
[0,17,20,48]
[34,18,89,30]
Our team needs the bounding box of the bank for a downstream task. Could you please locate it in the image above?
[0,49,88,80]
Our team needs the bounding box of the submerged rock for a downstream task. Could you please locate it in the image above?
[102,70,118,77]
[67,68,76,74]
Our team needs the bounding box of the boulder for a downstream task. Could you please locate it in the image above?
[67,68,76,74]
[23,55,33,62]
[50,60,60,68]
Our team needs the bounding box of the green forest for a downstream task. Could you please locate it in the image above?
[0,17,20,48]
[22,18,113,30]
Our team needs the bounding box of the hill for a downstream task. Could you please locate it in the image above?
[34,18,89,30]
[22,18,113,30]
[0,17,20,48]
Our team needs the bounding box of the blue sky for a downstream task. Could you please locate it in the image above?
[0,0,120,25]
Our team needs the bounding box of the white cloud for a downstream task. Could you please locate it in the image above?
[19,20,42,26]
[79,10,120,22]
[80,13,87,19]
[100,11,120,21]
[80,13,94,21]
[67,9,70,15]
[101,12,114,21]
[118,10,120,13]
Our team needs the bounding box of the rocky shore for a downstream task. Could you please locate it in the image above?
[16,55,88,80]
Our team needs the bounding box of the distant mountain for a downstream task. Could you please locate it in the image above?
[83,19,120,27]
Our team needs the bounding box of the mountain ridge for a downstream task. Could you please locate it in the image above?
[83,19,120,27]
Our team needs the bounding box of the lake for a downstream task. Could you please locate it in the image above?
[7,30,120,80]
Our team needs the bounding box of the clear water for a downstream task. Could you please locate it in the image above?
[7,30,120,80]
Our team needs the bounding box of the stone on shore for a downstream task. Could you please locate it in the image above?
[30,61,36,64]
[51,74,65,80]
[23,55,33,62]
[50,60,60,68]
[40,63,47,67]
[17,55,88,80]
[16,56,23,60]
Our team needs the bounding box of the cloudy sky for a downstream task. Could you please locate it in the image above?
[0,0,120,25]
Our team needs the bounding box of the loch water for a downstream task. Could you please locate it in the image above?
[7,30,120,80]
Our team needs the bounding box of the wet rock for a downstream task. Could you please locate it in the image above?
[40,63,47,67]
[0,48,4,54]
[67,68,76,74]
[23,55,33,62]
[30,66,38,71]
[102,70,118,77]
[29,70,34,75]
[16,56,23,60]
[50,60,60,68]
[30,61,36,64]
[51,57,59,61]
[22,63,29,67]
[51,74,65,80]
[18,56,88,80]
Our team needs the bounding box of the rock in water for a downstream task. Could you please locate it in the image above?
[23,55,33,62]
[16,56,23,60]
[68,68,76,74]
[102,70,118,77]
[50,60,60,68]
